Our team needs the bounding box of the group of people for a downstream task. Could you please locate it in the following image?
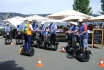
[4,20,57,53]
[4,18,89,53]
[88,23,104,31]
[65,19,88,52]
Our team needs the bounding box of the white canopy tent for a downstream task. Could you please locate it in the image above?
[24,15,49,21]
[4,16,25,21]
[89,15,104,21]
[3,16,25,28]
[44,19,62,23]
[60,16,88,22]
[46,10,93,19]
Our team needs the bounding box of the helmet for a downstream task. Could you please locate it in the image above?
[72,22,78,25]
[6,23,9,25]
[70,22,74,24]
[78,18,83,22]
[50,20,54,23]
[41,22,44,24]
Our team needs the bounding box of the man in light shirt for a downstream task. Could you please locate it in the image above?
[5,23,11,39]
[49,21,57,46]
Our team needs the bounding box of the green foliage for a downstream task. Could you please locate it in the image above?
[73,0,92,15]
[0,29,4,36]
[101,0,104,14]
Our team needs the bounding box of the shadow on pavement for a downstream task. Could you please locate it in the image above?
[0,60,25,70]
[89,46,100,49]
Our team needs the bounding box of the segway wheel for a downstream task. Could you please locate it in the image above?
[81,53,90,62]
[5,39,7,45]
[65,44,71,53]
[53,44,58,51]
[19,46,23,55]
[16,40,18,45]
[45,44,49,50]
[28,47,35,56]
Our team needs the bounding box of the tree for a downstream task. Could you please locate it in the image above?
[73,0,92,15]
[101,0,104,14]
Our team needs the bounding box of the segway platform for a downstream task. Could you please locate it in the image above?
[15,32,23,45]
[5,32,12,45]
[16,39,23,45]
[5,39,12,45]
[45,42,59,51]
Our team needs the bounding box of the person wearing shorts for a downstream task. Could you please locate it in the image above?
[77,19,89,51]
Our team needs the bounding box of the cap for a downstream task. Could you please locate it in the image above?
[72,22,78,25]
[41,22,44,24]
[6,23,9,25]
[50,20,53,22]
[78,18,83,22]
[28,19,32,21]
[70,22,74,24]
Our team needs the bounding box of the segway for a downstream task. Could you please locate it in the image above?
[19,45,35,56]
[5,31,12,45]
[65,36,92,62]
[65,39,79,57]
[44,31,59,51]
[32,31,44,48]
[31,32,40,47]
[76,49,91,62]
[16,31,23,45]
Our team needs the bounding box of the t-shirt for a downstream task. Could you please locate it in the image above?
[69,26,76,37]
[75,26,79,31]
[79,23,88,38]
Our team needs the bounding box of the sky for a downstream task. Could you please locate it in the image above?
[0,0,101,14]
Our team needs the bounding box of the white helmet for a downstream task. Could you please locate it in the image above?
[72,22,78,25]
[28,19,32,21]
[50,20,54,23]
[70,22,74,24]
[78,18,83,22]
[41,22,44,24]
[6,23,9,25]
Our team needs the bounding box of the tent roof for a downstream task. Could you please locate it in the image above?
[4,16,25,21]
[61,16,88,22]
[3,16,24,27]
[89,15,104,21]
[24,15,49,21]
[46,10,93,19]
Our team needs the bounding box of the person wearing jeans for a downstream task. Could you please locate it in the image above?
[77,19,88,52]
[22,20,33,53]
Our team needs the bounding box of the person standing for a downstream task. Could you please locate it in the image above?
[32,20,38,40]
[77,19,88,52]
[22,20,33,53]
[17,25,22,41]
[5,23,11,39]
[66,22,78,47]
[49,21,57,47]
[39,22,45,45]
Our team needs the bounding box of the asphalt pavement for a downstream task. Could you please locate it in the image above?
[0,36,104,70]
